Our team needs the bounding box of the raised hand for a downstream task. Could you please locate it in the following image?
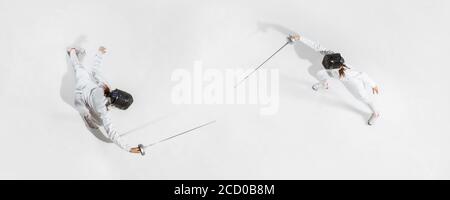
[372,86,379,95]
[99,46,108,54]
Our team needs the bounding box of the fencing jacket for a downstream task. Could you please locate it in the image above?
[72,51,131,152]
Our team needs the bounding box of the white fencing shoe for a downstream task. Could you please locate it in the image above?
[312,82,328,91]
[312,83,321,91]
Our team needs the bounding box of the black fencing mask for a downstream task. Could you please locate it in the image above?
[322,53,345,70]
[109,89,133,110]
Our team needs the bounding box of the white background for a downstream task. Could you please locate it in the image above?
[0,0,449,179]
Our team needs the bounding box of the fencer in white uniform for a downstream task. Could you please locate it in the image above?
[289,35,380,125]
[68,47,142,153]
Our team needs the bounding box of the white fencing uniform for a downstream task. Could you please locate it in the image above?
[300,37,379,114]
[69,50,131,151]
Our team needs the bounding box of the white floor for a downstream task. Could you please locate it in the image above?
[1,0,450,179]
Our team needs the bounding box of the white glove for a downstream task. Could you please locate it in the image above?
[288,34,301,43]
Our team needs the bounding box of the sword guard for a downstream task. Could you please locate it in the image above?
[138,144,146,156]
[287,34,300,43]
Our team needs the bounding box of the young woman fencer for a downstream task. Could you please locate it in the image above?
[67,46,142,153]
[289,34,380,125]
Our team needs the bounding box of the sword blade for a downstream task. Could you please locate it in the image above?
[144,120,216,148]
[235,41,290,88]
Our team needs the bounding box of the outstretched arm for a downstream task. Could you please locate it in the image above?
[300,36,335,56]
[91,46,111,87]
[288,34,335,56]
[91,88,137,153]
